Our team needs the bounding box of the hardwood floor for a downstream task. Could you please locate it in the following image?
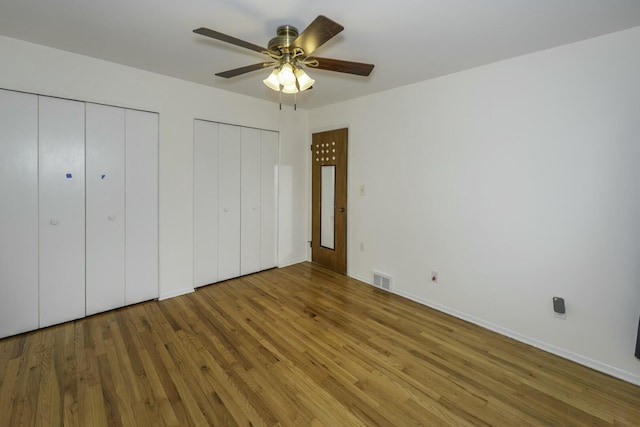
[1,262,639,426]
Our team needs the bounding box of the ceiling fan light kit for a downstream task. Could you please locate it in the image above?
[194,15,374,107]
[262,62,315,94]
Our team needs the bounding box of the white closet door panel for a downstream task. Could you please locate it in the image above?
[241,127,261,275]
[125,110,159,305]
[218,124,241,281]
[0,89,39,338]
[194,120,219,287]
[39,96,86,327]
[260,130,279,270]
[86,103,125,315]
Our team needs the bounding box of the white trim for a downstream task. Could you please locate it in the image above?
[159,286,194,301]
[348,273,640,387]
[279,257,309,269]
[349,273,371,285]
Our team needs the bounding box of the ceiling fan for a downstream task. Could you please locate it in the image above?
[193,15,374,96]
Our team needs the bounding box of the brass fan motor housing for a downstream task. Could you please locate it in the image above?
[268,25,299,53]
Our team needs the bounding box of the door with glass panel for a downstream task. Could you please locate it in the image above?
[311,128,347,274]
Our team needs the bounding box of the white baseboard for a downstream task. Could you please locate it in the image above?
[278,257,309,268]
[349,272,372,284]
[159,286,194,301]
[348,273,640,387]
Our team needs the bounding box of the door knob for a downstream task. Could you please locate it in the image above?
[108,215,116,221]
[338,207,345,212]
[50,219,59,225]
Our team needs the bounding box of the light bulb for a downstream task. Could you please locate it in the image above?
[277,63,296,86]
[263,69,280,91]
[294,68,315,91]
[282,83,298,94]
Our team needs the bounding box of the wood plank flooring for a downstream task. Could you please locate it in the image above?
[1,262,639,426]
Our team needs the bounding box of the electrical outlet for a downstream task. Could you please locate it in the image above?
[431,271,439,284]
[553,297,566,319]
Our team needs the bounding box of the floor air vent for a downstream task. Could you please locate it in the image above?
[372,271,392,291]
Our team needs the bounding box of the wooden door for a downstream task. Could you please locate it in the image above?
[0,89,39,338]
[39,96,86,327]
[311,128,347,274]
[86,103,126,315]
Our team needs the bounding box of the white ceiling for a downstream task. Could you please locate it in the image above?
[1,1,640,109]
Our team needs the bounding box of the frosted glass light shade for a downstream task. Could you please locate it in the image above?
[277,63,296,86]
[294,68,315,91]
[282,83,299,94]
[263,69,280,91]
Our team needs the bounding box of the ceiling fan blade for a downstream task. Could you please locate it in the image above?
[306,57,374,76]
[293,15,344,56]
[215,63,270,78]
[194,27,268,54]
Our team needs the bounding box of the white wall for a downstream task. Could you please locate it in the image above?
[310,27,640,384]
[3,25,639,385]
[0,35,310,299]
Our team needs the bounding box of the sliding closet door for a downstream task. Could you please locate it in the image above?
[240,127,261,275]
[86,103,126,315]
[39,96,86,327]
[0,90,39,338]
[125,109,159,305]
[218,124,241,281]
[261,130,279,270]
[194,120,219,287]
